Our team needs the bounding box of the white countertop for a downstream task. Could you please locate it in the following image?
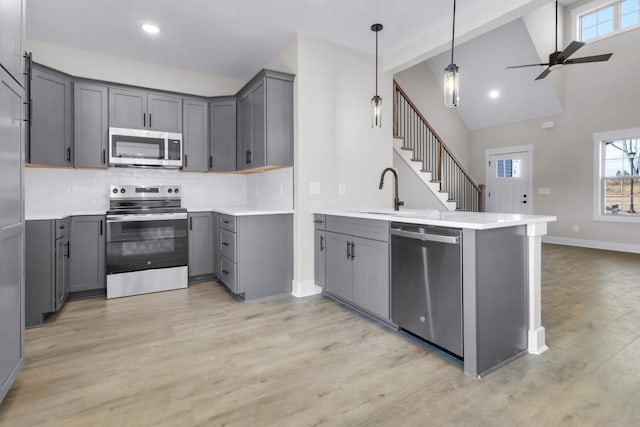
[26,207,294,221]
[25,211,107,221]
[314,208,556,230]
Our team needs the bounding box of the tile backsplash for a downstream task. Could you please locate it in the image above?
[25,166,293,217]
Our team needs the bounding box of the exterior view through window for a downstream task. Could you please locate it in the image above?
[579,0,640,41]
[600,138,640,216]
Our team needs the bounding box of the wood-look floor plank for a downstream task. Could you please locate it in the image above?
[1,244,640,426]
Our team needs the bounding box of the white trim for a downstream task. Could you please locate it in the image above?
[485,144,534,214]
[543,235,640,254]
[291,280,322,298]
[527,222,548,355]
[592,127,640,223]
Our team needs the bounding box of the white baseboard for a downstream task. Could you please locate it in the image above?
[291,280,322,298]
[543,235,640,254]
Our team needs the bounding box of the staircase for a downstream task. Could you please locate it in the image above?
[393,80,485,212]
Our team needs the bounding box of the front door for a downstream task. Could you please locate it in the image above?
[486,149,532,214]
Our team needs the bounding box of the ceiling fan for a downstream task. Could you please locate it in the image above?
[506,0,613,80]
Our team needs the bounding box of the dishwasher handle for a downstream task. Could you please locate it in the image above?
[391,228,460,244]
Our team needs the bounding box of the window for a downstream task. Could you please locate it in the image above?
[496,159,521,178]
[575,0,640,42]
[593,128,640,222]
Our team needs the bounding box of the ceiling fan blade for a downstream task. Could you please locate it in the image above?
[559,41,586,60]
[535,67,552,80]
[564,53,613,64]
[506,63,549,69]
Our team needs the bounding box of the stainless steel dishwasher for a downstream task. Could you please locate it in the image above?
[391,222,463,358]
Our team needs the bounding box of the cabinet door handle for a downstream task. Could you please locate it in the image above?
[149,113,152,128]
[143,113,146,127]
[347,241,351,259]
[100,220,103,236]
[209,156,213,169]
[184,154,188,168]
[102,149,106,165]
[320,236,324,251]
[222,270,229,275]
[189,217,193,230]
[65,241,70,258]
[66,147,71,163]
[351,242,355,260]
[313,220,324,224]
[246,150,252,164]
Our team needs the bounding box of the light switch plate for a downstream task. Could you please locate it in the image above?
[338,183,346,196]
[309,182,321,195]
[538,187,551,195]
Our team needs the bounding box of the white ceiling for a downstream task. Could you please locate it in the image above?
[426,18,563,130]
[25,0,494,80]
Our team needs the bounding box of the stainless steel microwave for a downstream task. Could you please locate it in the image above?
[108,127,183,168]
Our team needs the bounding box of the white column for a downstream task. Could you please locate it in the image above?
[527,222,548,354]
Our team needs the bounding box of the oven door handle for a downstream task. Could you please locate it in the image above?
[106,213,188,223]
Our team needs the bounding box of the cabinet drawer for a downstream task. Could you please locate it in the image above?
[313,214,326,231]
[219,255,237,291]
[220,228,236,261]
[219,214,237,232]
[326,216,389,242]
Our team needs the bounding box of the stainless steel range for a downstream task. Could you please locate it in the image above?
[106,185,188,299]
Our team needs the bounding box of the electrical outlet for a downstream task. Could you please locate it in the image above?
[572,225,579,233]
[338,183,346,196]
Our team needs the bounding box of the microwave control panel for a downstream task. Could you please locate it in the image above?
[168,139,181,160]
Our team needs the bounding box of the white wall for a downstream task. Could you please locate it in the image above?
[469,28,640,246]
[292,35,393,287]
[25,40,244,96]
[393,151,448,210]
[246,167,294,210]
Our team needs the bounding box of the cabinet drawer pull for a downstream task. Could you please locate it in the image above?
[313,220,324,224]
[209,156,213,169]
[222,242,229,246]
[222,270,229,275]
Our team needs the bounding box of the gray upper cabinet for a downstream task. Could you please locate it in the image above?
[70,215,105,292]
[236,70,294,171]
[30,64,73,166]
[108,87,147,129]
[148,92,182,132]
[109,87,182,132]
[0,64,24,405]
[74,82,108,168]
[182,98,209,172]
[188,212,215,278]
[0,0,24,84]
[209,97,236,172]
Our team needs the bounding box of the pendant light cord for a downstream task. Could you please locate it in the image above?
[555,0,558,52]
[451,0,456,65]
[375,29,379,96]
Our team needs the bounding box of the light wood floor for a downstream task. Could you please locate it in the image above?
[1,244,639,426]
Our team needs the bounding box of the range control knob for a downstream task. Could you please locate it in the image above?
[120,188,126,194]
[168,188,173,194]
[174,188,180,194]
[112,188,118,194]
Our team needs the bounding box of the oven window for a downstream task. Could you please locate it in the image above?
[112,135,165,160]
[107,218,187,274]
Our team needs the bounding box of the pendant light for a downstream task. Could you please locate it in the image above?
[444,0,459,107]
[371,23,383,127]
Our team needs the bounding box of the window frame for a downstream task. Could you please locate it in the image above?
[572,0,640,43]
[593,127,640,223]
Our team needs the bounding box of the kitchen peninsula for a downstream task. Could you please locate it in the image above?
[313,208,556,377]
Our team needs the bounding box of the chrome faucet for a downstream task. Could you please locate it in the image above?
[378,167,404,211]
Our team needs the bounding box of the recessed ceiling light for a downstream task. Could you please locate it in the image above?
[489,90,500,99]
[142,23,160,34]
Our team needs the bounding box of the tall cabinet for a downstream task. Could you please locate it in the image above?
[0,0,25,405]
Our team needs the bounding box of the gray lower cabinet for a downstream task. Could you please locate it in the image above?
[188,212,215,279]
[30,63,73,166]
[0,63,25,404]
[236,70,294,171]
[209,97,236,171]
[25,218,70,327]
[183,98,209,172]
[0,0,24,83]
[74,82,108,168]
[69,215,105,292]
[323,216,390,320]
[218,213,293,299]
[109,87,182,132]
